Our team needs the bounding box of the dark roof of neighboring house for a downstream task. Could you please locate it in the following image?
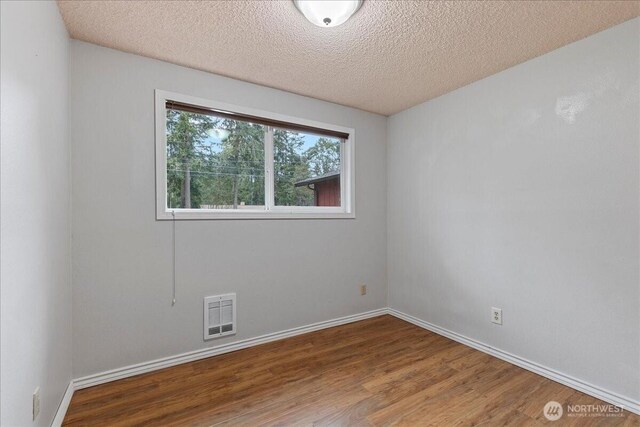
[294,171,340,187]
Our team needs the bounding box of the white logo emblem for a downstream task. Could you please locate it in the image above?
[544,401,563,421]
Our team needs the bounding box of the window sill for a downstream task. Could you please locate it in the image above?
[157,210,355,221]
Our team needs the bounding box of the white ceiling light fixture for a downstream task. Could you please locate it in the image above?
[293,0,363,28]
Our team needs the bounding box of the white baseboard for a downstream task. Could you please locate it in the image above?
[51,380,74,427]
[73,308,388,390]
[387,308,640,416]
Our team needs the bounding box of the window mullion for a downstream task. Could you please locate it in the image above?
[264,127,275,210]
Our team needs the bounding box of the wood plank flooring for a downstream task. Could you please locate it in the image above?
[63,315,639,426]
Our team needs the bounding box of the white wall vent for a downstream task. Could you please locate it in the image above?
[204,293,236,340]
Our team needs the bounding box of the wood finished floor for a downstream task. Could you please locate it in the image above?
[64,315,639,426]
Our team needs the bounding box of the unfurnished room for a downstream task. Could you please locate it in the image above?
[1,1,639,426]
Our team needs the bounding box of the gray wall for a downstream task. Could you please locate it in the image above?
[70,41,387,378]
[0,1,72,425]
[388,18,639,402]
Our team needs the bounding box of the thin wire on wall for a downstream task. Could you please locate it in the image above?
[172,210,176,306]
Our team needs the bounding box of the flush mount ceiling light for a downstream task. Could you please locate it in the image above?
[293,0,363,28]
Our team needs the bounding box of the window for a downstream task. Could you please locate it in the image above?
[155,90,354,219]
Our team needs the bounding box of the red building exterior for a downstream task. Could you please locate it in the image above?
[295,172,340,207]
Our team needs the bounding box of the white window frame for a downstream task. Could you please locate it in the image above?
[155,90,355,220]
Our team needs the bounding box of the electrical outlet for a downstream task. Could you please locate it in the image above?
[33,387,40,421]
[491,307,502,325]
[360,284,367,295]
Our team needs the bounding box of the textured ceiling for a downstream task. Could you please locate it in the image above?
[57,1,639,116]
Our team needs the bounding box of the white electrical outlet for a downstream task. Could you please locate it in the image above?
[360,284,367,295]
[33,387,40,420]
[491,307,502,325]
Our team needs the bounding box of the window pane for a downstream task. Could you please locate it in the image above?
[273,129,341,207]
[166,109,265,209]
